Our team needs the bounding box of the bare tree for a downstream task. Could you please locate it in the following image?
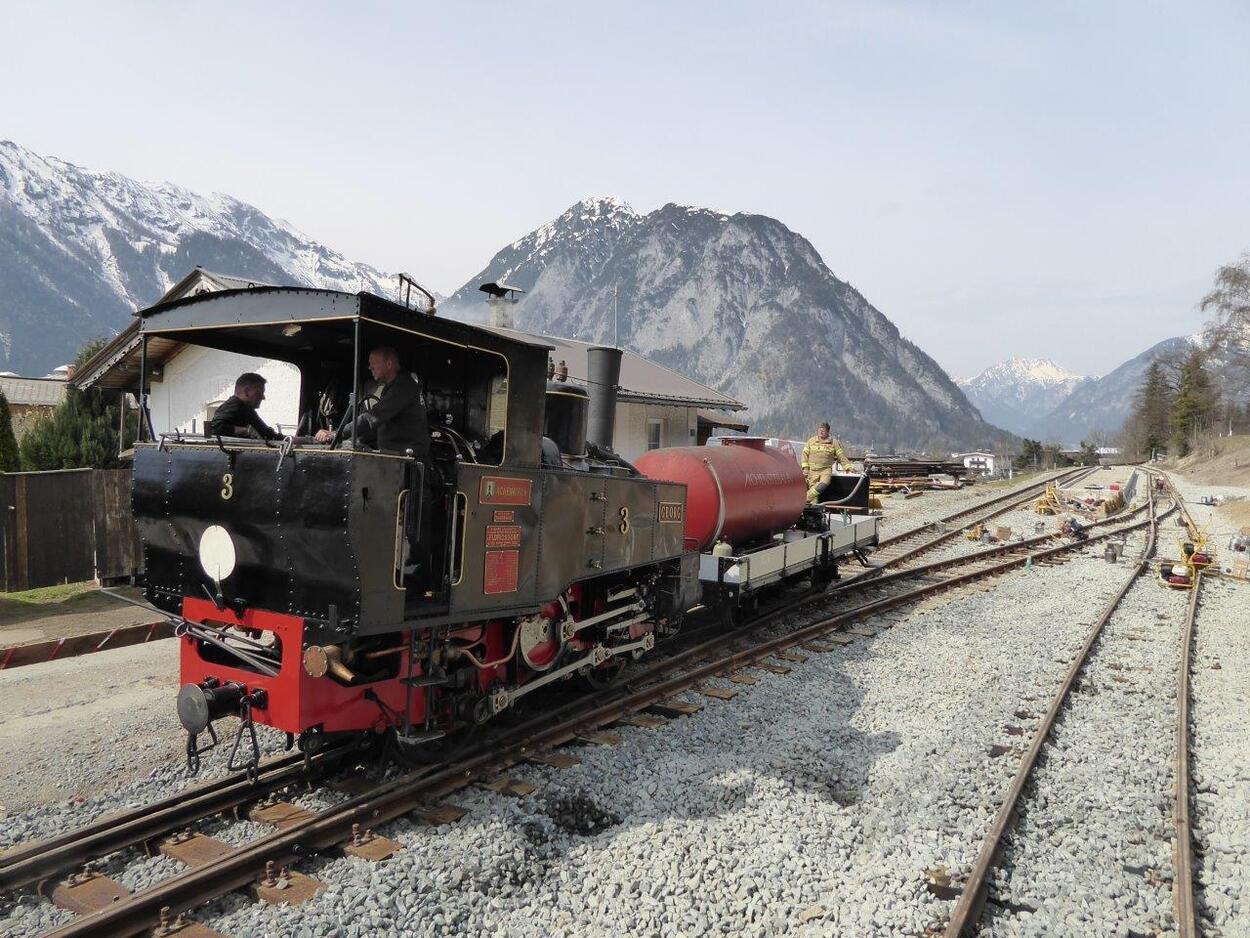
[1200,252,1250,392]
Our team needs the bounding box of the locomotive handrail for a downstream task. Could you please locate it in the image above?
[448,491,468,587]
[102,589,280,677]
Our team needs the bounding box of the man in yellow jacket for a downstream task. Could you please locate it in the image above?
[801,422,848,502]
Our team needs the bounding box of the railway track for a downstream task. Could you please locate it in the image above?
[872,466,1094,563]
[3,485,1164,938]
[0,466,1121,894]
[1174,570,1201,937]
[940,477,1205,937]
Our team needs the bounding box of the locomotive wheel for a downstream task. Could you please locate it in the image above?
[578,656,627,690]
[385,725,475,768]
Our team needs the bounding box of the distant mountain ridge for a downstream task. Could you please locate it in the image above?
[0,139,393,374]
[1030,336,1196,445]
[442,197,1011,449]
[956,358,1091,438]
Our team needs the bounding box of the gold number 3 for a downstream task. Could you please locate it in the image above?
[221,473,234,500]
[618,506,630,534]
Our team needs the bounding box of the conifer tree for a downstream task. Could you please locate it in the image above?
[0,390,19,472]
[18,340,134,471]
[1131,361,1174,458]
[1170,349,1216,456]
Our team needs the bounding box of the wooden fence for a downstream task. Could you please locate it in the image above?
[0,469,142,592]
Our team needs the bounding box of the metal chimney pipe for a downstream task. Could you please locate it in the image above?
[586,346,622,451]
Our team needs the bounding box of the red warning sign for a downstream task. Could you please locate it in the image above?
[484,549,520,594]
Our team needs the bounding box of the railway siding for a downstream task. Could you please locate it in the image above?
[979,575,1188,936]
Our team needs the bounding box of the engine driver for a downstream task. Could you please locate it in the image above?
[315,346,429,459]
[801,421,848,503]
[208,373,282,441]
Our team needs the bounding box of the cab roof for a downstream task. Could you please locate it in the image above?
[138,286,555,359]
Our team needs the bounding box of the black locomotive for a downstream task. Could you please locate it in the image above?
[133,287,698,766]
[132,286,876,770]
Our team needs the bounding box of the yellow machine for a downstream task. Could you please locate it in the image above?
[1034,483,1065,515]
[1157,529,1216,591]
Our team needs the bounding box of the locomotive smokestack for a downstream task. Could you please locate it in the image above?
[586,345,622,452]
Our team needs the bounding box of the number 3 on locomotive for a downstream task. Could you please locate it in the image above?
[618,506,629,534]
[221,473,234,500]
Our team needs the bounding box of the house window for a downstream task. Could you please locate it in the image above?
[647,418,663,451]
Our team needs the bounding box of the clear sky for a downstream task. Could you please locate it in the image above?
[3,0,1247,378]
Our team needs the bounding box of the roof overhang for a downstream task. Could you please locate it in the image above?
[697,410,750,432]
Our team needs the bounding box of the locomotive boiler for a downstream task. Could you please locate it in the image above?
[125,285,876,772]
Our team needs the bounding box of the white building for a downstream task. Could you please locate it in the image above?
[74,269,746,462]
[952,451,999,476]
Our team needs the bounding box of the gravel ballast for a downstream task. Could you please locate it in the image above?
[980,573,1189,937]
[184,538,1152,937]
[1189,576,1250,936]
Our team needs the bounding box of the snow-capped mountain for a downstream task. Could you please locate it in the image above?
[442,197,1010,450]
[956,358,1092,437]
[0,140,393,374]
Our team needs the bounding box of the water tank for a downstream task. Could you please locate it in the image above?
[635,438,807,551]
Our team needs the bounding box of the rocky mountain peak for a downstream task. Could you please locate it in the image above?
[960,357,1088,390]
[443,198,1009,450]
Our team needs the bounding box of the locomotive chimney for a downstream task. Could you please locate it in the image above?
[586,345,622,452]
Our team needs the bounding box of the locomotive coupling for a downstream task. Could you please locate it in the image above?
[177,678,246,735]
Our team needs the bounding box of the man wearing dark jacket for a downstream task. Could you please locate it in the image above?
[209,373,281,440]
[315,347,428,457]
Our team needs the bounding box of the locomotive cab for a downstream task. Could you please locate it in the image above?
[132,288,549,627]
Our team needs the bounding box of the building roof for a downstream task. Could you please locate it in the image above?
[73,268,279,391]
[477,324,745,411]
[697,410,750,432]
[0,376,69,407]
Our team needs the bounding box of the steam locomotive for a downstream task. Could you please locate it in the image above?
[127,286,876,770]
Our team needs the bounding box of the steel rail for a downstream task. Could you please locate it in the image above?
[0,747,353,893]
[1144,459,1200,938]
[1173,570,1201,936]
[942,488,1164,937]
[42,505,1164,938]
